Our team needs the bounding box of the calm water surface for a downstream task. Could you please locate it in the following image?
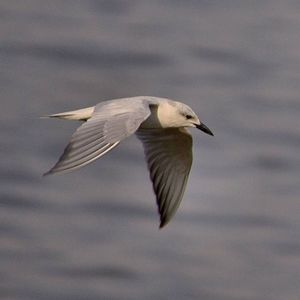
[1,1,300,299]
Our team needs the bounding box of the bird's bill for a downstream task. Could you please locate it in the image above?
[195,122,214,136]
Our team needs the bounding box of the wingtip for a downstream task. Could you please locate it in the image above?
[159,218,168,229]
[43,166,58,176]
[42,170,52,177]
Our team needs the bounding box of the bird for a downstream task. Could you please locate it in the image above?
[43,96,213,228]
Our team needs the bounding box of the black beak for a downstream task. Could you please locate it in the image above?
[195,122,214,136]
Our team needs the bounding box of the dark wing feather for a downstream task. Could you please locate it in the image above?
[136,128,193,228]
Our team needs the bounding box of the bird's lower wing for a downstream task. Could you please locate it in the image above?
[136,128,193,228]
[45,100,152,175]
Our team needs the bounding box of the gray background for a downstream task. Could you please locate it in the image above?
[1,1,299,299]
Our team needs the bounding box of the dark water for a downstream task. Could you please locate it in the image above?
[1,1,300,299]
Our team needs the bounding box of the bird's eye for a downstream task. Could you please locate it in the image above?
[186,115,193,120]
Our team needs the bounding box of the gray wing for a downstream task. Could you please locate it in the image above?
[45,100,152,175]
[136,128,193,228]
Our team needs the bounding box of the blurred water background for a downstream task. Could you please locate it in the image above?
[1,1,300,299]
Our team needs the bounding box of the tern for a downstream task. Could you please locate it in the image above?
[44,96,213,228]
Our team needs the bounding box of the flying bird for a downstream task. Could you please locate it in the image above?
[44,96,213,228]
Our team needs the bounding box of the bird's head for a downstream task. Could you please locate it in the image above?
[174,102,214,136]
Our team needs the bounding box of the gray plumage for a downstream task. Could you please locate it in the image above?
[44,96,213,228]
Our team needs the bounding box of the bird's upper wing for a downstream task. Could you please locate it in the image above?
[45,99,152,175]
[136,128,193,228]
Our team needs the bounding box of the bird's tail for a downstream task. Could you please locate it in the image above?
[41,106,94,121]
